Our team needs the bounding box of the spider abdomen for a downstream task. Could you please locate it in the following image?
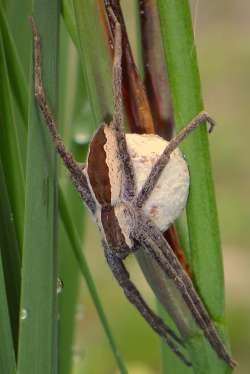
[98,203,134,256]
[86,124,123,206]
[126,133,190,232]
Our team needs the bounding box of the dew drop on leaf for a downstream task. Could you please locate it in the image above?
[20,308,28,320]
[57,278,64,294]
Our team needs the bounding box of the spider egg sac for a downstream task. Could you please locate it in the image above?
[126,133,190,232]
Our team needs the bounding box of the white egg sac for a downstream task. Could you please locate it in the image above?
[126,133,190,232]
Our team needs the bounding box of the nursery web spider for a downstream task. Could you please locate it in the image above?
[29,11,235,369]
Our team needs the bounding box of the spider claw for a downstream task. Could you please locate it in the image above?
[207,116,216,133]
[200,111,216,133]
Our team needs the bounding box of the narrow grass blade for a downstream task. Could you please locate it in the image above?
[5,0,32,78]
[17,2,60,374]
[61,0,78,47]
[157,303,192,374]
[59,188,127,374]
[0,253,16,374]
[156,0,231,372]
[0,157,21,354]
[73,0,113,122]
[57,24,90,374]
[0,5,28,167]
[136,2,192,370]
[0,5,28,125]
[0,34,25,248]
[57,24,80,374]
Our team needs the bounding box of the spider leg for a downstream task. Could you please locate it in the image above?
[29,17,95,214]
[103,242,192,367]
[136,111,216,208]
[108,8,136,201]
[133,213,236,368]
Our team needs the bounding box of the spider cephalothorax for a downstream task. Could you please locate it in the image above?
[29,10,236,369]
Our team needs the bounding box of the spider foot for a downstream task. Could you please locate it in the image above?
[196,110,216,133]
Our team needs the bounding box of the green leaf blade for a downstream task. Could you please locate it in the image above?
[0,34,25,247]
[17,2,60,374]
[0,253,16,374]
[73,0,113,123]
[156,0,232,372]
[57,26,88,373]
[0,5,28,125]
[0,157,21,354]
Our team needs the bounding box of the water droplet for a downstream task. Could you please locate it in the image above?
[57,278,64,294]
[140,10,145,15]
[183,153,187,161]
[75,303,84,321]
[10,214,14,222]
[20,308,28,320]
[72,346,85,363]
[73,132,90,145]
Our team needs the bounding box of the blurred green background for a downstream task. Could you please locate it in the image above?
[193,2,250,373]
[2,1,249,373]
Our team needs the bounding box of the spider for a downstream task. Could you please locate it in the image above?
[29,11,235,369]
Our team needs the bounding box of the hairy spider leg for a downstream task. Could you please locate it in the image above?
[134,213,236,368]
[103,243,192,367]
[136,111,216,208]
[29,17,95,214]
[109,8,137,201]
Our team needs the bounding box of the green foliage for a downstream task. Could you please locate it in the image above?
[17,2,60,373]
[156,1,232,372]
[0,254,16,374]
[0,0,126,372]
